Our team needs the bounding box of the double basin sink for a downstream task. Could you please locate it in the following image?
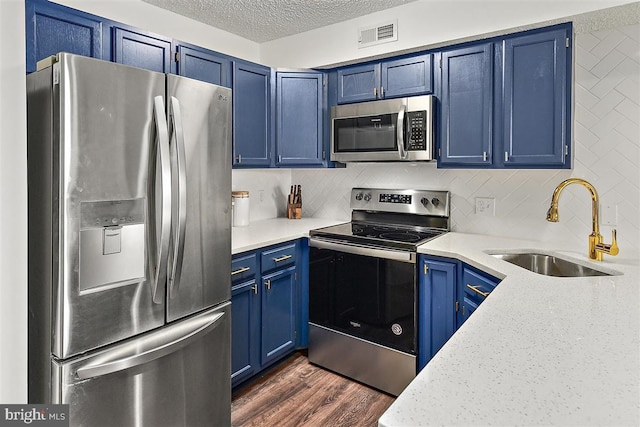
[489,252,618,277]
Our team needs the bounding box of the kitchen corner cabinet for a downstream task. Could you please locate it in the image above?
[26,0,103,73]
[232,61,274,167]
[438,24,571,169]
[231,240,302,387]
[336,54,433,104]
[177,44,231,87]
[501,28,570,167]
[276,72,324,166]
[418,255,501,371]
[112,26,174,74]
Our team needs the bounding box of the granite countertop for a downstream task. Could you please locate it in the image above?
[232,217,345,254]
[379,232,640,426]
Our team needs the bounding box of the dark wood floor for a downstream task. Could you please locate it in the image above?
[231,352,395,427]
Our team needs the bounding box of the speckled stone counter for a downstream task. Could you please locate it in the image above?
[232,217,344,254]
[379,232,640,426]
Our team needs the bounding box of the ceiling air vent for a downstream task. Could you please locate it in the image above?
[358,20,398,49]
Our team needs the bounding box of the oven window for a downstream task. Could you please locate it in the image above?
[333,114,398,152]
[309,247,416,354]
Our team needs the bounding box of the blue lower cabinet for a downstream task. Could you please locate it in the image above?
[231,239,304,386]
[418,256,458,371]
[261,266,297,366]
[231,279,259,386]
[459,265,500,326]
[418,255,501,370]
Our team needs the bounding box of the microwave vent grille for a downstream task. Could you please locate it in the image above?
[358,20,398,48]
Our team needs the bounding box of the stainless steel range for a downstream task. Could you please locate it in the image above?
[308,188,450,396]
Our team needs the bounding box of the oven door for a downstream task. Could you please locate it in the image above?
[308,238,417,354]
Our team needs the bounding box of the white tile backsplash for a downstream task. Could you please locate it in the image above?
[235,23,640,254]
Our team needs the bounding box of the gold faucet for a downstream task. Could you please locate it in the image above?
[546,178,619,261]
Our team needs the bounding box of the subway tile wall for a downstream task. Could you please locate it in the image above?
[237,23,640,255]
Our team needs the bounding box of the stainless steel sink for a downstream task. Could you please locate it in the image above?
[490,252,616,277]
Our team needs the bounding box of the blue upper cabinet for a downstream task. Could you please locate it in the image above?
[26,0,103,73]
[112,27,174,74]
[439,43,494,167]
[337,63,380,103]
[233,62,274,167]
[381,54,433,99]
[276,72,324,166]
[500,28,570,168]
[438,24,572,169]
[336,54,433,104]
[177,44,231,87]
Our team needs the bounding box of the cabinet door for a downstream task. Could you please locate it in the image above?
[233,62,273,167]
[439,44,494,166]
[177,45,230,87]
[459,265,500,327]
[276,72,324,166]
[418,257,457,371]
[112,27,173,73]
[501,28,569,167]
[261,266,296,367]
[336,63,380,104]
[380,54,433,99]
[26,0,102,73]
[231,279,260,386]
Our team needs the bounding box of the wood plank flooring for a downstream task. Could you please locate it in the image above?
[231,352,395,427]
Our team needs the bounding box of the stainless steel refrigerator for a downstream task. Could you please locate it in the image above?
[27,53,232,426]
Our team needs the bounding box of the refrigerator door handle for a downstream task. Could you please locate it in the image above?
[150,96,172,304]
[75,308,227,380]
[168,96,187,298]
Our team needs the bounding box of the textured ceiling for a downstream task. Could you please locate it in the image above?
[141,0,418,42]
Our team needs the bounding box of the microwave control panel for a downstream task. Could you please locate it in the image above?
[407,110,427,151]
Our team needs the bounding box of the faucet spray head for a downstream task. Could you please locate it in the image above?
[546,203,559,222]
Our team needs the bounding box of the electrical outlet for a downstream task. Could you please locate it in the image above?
[602,203,618,226]
[475,197,495,216]
[259,189,264,203]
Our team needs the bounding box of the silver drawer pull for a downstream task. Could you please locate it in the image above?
[231,266,251,276]
[273,254,292,263]
[467,284,490,298]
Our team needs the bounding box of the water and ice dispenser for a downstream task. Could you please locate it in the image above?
[79,199,146,292]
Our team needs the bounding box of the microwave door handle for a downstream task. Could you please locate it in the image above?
[397,105,408,159]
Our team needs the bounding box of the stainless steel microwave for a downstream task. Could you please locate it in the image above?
[330,95,435,163]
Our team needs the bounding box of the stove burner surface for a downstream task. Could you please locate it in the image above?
[378,232,422,243]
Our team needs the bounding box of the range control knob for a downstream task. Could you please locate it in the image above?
[363,193,372,202]
[355,192,363,201]
[431,198,440,207]
[420,197,430,207]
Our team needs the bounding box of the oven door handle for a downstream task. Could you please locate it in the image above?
[309,238,416,264]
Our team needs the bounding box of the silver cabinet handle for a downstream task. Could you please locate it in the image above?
[149,96,171,304]
[168,96,187,298]
[467,284,490,298]
[273,254,292,263]
[231,266,251,276]
[76,306,227,380]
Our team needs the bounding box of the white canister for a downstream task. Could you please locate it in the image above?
[232,191,250,227]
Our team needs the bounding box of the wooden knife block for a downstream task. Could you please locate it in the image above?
[287,203,302,219]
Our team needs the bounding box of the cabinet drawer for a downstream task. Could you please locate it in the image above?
[231,253,257,283]
[261,243,296,273]
[462,266,499,305]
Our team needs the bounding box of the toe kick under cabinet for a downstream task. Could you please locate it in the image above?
[231,239,306,387]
